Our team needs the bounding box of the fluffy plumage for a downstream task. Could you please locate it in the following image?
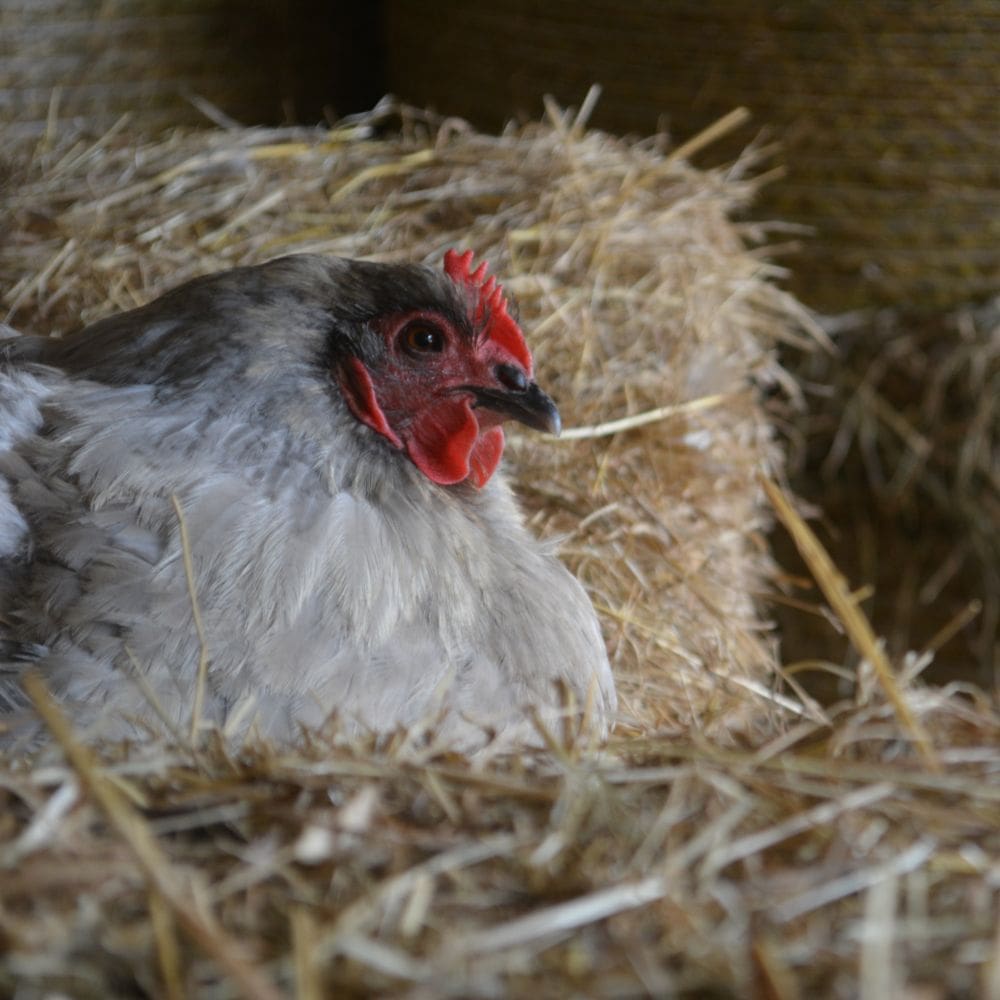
[0,253,615,747]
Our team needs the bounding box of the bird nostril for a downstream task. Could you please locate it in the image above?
[496,363,528,392]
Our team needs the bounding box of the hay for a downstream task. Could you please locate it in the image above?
[0,98,815,736]
[780,301,1000,689]
[2,103,996,997]
[1,657,996,996]
[380,0,1000,689]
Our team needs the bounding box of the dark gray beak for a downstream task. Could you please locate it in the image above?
[468,380,562,436]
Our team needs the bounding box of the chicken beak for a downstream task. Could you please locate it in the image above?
[468,381,562,436]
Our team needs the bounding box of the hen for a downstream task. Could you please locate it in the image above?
[0,251,615,747]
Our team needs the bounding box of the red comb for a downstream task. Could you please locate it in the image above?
[443,249,532,373]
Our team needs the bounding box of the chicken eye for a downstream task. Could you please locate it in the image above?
[401,322,445,356]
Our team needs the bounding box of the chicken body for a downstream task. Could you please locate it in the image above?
[0,254,615,746]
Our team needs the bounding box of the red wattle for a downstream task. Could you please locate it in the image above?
[469,427,505,488]
[342,357,505,488]
[405,398,481,486]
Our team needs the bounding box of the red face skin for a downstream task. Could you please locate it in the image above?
[337,252,550,489]
[339,307,530,488]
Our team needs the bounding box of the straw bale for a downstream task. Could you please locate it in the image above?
[779,300,1000,688]
[1,103,996,1000]
[381,1,1000,691]
[0,100,815,736]
[1,665,996,997]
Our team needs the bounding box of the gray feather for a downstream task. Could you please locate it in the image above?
[0,254,615,748]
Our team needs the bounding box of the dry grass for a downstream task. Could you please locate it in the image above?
[781,301,1000,689]
[2,657,996,998]
[1,96,818,737]
[1,102,997,997]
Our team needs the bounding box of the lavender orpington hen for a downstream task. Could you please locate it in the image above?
[0,251,615,746]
